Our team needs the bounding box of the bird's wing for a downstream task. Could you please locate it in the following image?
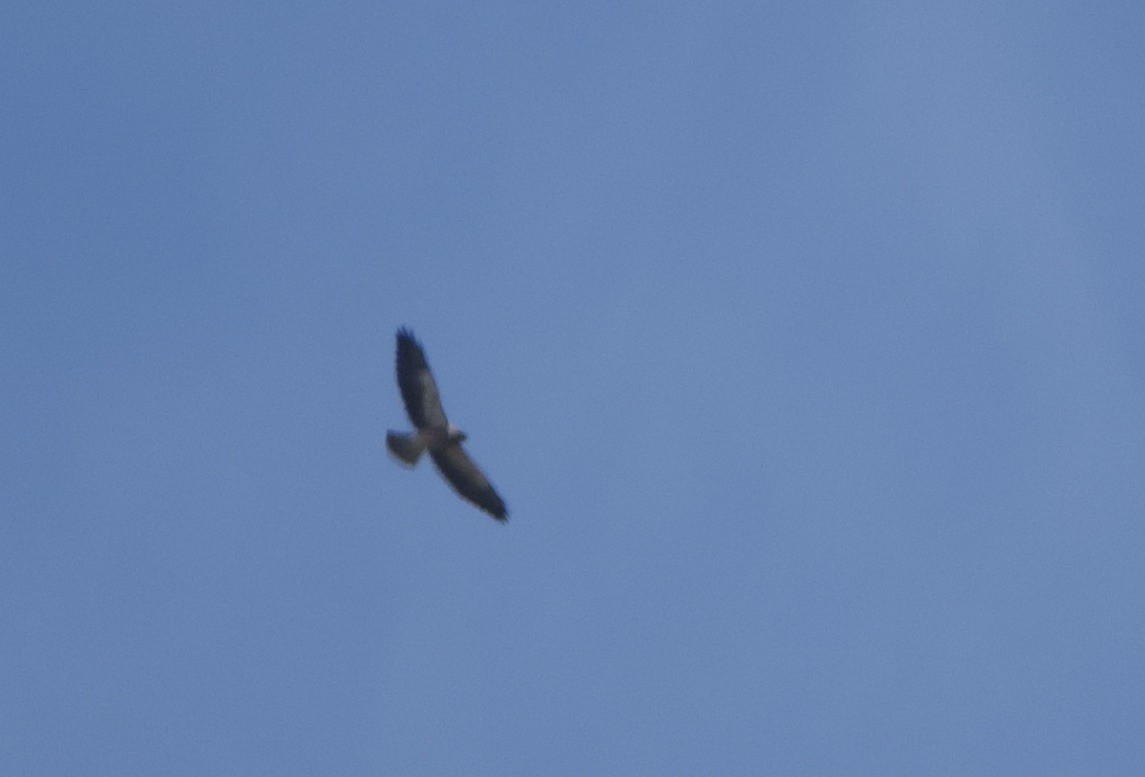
[395,328,448,429]
[430,443,508,521]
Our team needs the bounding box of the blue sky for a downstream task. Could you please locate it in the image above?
[3,2,1144,774]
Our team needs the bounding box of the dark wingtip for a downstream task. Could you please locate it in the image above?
[478,496,506,522]
[395,327,428,372]
[480,498,508,521]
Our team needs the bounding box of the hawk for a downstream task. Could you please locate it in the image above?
[385,328,508,521]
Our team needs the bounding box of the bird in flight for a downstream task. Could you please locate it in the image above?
[386,328,508,522]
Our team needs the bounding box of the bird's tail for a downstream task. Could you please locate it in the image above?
[386,431,425,466]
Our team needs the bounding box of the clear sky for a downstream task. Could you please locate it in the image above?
[3,2,1144,775]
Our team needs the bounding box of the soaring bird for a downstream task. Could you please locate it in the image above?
[386,328,508,521]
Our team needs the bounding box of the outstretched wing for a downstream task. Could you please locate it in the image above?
[431,444,507,521]
[395,328,448,429]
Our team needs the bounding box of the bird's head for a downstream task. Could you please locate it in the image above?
[446,423,468,443]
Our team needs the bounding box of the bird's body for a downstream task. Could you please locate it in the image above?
[386,328,507,521]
